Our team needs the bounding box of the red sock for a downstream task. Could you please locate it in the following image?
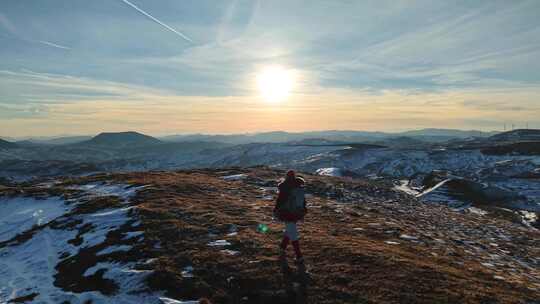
[292,240,302,259]
[280,235,290,250]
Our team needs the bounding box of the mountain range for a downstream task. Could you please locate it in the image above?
[2,128,500,147]
[161,128,499,144]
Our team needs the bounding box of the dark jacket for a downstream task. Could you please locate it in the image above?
[274,176,307,222]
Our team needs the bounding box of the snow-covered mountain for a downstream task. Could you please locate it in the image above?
[1,129,539,222]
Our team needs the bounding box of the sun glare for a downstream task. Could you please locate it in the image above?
[256,66,294,102]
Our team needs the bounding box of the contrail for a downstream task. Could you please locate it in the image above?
[38,40,71,50]
[1,13,71,50]
[120,0,193,43]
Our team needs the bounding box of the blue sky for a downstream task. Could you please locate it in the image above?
[1,0,539,136]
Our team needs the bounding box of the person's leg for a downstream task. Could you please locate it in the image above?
[280,235,289,247]
[279,224,291,270]
[292,240,302,260]
[280,234,290,252]
[286,222,302,260]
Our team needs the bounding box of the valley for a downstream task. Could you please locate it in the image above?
[1,129,539,228]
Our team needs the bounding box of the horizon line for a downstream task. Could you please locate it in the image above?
[0,127,524,141]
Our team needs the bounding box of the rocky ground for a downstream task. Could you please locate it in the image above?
[0,167,538,303]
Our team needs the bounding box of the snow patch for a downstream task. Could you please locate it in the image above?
[399,234,419,241]
[181,266,194,278]
[160,297,199,304]
[222,174,248,181]
[0,227,75,303]
[122,230,144,240]
[220,249,240,256]
[80,207,134,249]
[207,240,231,247]
[69,183,146,201]
[467,207,488,216]
[0,196,71,242]
[97,245,132,256]
[0,181,160,303]
[393,180,421,196]
[316,167,343,177]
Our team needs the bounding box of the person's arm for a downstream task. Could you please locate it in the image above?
[274,183,286,214]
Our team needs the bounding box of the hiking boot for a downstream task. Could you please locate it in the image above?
[295,257,312,282]
[295,257,305,271]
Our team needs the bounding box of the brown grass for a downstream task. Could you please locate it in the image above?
[110,168,540,304]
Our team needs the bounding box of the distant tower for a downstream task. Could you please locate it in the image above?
[512,123,515,131]
[504,123,506,131]
[526,122,529,129]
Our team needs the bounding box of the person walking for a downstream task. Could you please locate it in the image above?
[273,170,308,271]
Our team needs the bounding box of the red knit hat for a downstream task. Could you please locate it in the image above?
[286,170,296,177]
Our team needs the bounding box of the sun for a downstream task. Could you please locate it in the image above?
[256,66,295,102]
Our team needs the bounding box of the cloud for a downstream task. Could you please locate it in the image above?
[461,99,537,112]
[0,69,172,104]
[115,0,540,98]
[2,76,540,137]
[1,1,540,135]
[0,103,49,119]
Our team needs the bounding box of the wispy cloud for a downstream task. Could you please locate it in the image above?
[38,40,71,50]
[120,0,193,43]
[0,102,49,120]
[0,69,173,104]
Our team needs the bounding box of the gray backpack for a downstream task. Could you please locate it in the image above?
[283,187,305,214]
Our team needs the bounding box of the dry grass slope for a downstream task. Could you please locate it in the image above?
[108,167,539,304]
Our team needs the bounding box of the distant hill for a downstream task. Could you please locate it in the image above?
[162,130,390,144]
[482,142,540,156]
[371,136,430,149]
[0,139,18,150]
[162,129,497,145]
[0,136,16,142]
[32,136,93,145]
[79,131,162,148]
[489,129,540,142]
[161,131,313,144]
[13,140,41,148]
[399,128,498,138]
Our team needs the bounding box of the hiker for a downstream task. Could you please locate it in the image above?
[273,170,307,270]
